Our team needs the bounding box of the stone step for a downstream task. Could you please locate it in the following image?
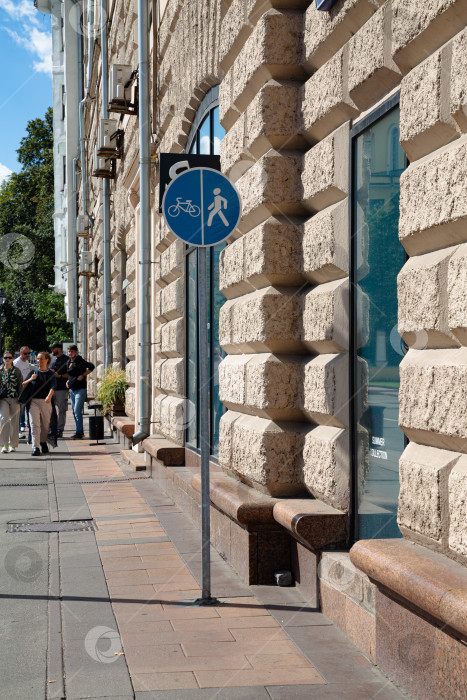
[120,450,146,471]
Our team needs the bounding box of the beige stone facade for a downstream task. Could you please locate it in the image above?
[70,1,467,696]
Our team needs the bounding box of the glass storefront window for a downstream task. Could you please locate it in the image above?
[185,91,226,455]
[352,104,407,540]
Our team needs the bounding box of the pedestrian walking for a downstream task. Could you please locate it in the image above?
[50,342,69,438]
[0,352,23,453]
[66,345,95,439]
[23,352,56,456]
[13,346,33,440]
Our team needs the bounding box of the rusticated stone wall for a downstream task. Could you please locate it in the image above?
[395,6,467,565]
[216,0,365,509]
[214,0,467,562]
[81,0,147,415]
[153,0,224,444]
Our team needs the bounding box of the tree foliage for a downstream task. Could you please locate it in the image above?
[0,107,72,352]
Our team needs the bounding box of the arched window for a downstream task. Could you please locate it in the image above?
[185,87,225,455]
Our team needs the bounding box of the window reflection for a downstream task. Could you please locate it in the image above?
[353,107,406,539]
[185,98,226,455]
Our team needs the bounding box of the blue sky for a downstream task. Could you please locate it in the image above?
[0,0,52,183]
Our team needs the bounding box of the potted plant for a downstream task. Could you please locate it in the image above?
[96,367,128,416]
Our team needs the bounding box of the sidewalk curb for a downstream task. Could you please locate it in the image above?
[47,531,65,700]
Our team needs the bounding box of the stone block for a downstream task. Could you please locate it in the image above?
[218,410,307,497]
[156,358,184,397]
[159,239,183,284]
[448,242,467,345]
[392,0,467,74]
[220,217,303,299]
[125,333,136,360]
[348,4,401,110]
[220,286,304,354]
[302,278,348,354]
[219,9,305,130]
[125,306,136,334]
[302,123,349,212]
[236,151,304,234]
[126,253,136,282]
[400,47,458,162]
[154,393,185,446]
[155,276,184,322]
[399,347,467,452]
[111,298,121,321]
[219,236,249,299]
[304,0,384,71]
[399,137,467,256]
[247,80,303,156]
[398,246,459,349]
[303,353,349,428]
[301,46,357,143]
[398,442,460,548]
[96,329,104,347]
[303,425,350,511]
[219,353,305,420]
[302,200,348,284]
[125,386,135,419]
[222,80,304,179]
[448,455,467,558]
[125,360,136,387]
[160,317,184,358]
[125,279,136,306]
[219,0,310,74]
[219,0,253,73]
[155,216,176,253]
[450,28,467,132]
[110,254,121,279]
[111,276,122,300]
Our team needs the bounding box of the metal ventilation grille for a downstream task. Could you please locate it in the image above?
[8,520,96,533]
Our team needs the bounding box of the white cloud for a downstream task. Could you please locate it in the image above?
[0,163,12,185]
[0,0,52,75]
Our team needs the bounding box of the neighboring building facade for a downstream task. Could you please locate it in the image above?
[42,1,467,697]
[35,0,79,319]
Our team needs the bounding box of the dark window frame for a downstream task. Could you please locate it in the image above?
[184,87,225,457]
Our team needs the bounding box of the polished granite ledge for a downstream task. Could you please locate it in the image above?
[350,538,467,639]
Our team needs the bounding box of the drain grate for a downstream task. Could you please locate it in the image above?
[8,520,97,533]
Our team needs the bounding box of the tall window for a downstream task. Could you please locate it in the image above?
[351,100,407,540]
[185,88,225,455]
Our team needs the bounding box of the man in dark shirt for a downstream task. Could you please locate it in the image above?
[66,344,95,439]
[50,342,69,438]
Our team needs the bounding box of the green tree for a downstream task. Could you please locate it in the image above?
[0,107,72,352]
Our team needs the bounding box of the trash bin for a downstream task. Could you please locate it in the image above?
[89,415,104,441]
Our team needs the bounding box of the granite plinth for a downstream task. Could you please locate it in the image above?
[350,538,467,638]
[142,436,185,466]
[273,499,347,550]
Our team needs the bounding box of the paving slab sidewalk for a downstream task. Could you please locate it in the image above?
[55,430,409,699]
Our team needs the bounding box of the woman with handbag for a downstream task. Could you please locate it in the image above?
[22,352,56,457]
[0,352,24,453]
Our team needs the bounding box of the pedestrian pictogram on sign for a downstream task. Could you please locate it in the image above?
[162,167,242,246]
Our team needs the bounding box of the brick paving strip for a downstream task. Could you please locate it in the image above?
[62,438,407,698]
[66,441,325,692]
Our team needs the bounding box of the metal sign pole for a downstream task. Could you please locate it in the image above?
[161,165,242,606]
[198,245,211,601]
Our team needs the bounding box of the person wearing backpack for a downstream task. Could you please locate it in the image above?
[22,351,56,456]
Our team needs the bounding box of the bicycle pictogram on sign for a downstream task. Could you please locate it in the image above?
[167,198,200,218]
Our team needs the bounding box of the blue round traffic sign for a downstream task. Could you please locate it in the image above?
[162,167,242,246]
